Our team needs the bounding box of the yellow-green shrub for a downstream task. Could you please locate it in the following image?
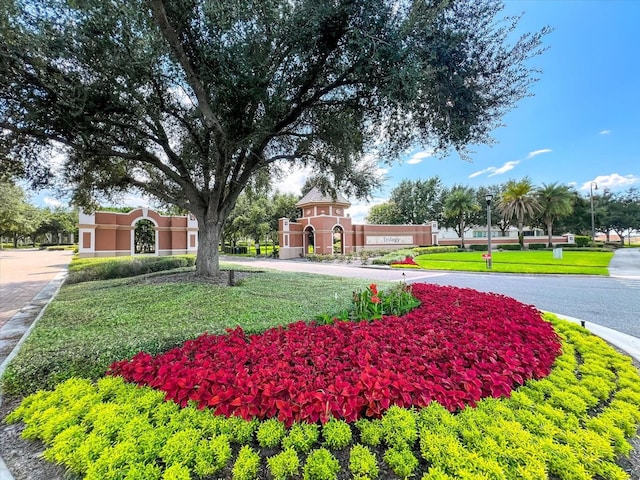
[232,445,261,480]
[383,447,418,478]
[282,423,320,453]
[303,448,340,480]
[354,418,383,446]
[381,405,418,449]
[322,418,352,449]
[6,315,640,479]
[349,444,379,479]
[267,448,300,480]
[257,418,286,448]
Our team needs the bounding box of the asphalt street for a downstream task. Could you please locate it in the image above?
[232,248,640,338]
[418,271,640,337]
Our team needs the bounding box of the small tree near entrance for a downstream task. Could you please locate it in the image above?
[134,219,156,254]
[333,226,344,254]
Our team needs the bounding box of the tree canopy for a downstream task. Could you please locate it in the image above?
[0,0,549,275]
[442,184,479,248]
[0,179,77,247]
[498,178,540,248]
[536,182,574,247]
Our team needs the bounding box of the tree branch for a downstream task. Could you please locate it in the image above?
[149,0,225,139]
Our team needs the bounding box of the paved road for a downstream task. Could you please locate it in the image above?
[230,248,640,338]
[0,249,73,329]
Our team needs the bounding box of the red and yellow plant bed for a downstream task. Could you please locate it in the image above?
[390,256,419,267]
[108,283,561,426]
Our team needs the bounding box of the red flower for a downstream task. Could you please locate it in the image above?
[369,284,378,295]
[370,296,381,304]
[108,283,561,425]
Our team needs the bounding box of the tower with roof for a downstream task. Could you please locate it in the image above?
[278,187,353,259]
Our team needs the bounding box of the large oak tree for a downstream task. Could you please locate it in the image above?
[1,0,548,275]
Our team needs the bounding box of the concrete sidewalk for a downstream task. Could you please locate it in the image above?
[608,247,640,279]
[0,249,72,480]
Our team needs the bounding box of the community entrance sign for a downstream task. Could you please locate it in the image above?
[278,188,437,259]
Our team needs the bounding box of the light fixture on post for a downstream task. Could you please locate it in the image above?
[485,193,493,269]
[590,182,598,242]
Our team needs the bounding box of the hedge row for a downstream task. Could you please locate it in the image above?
[65,255,196,284]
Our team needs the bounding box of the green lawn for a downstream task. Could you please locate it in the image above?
[1,267,390,395]
[413,250,614,275]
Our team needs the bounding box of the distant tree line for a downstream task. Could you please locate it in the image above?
[4,174,636,253]
[366,177,640,247]
[0,180,77,248]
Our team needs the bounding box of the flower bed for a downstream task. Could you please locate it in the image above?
[390,256,420,268]
[108,283,561,425]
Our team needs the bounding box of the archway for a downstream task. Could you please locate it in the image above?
[333,225,344,254]
[304,226,315,255]
[134,219,156,254]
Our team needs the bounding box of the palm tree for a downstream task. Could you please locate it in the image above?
[443,185,480,249]
[498,178,541,249]
[537,183,575,247]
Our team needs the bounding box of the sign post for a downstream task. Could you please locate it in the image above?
[485,193,493,269]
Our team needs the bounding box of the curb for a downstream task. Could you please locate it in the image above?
[0,270,67,480]
[0,456,11,480]
[546,311,640,363]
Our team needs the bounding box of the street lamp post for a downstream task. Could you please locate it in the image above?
[590,182,598,241]
[485,193,493,269]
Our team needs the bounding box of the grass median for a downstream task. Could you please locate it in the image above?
[1,265,390,396]
[413,250,614,275]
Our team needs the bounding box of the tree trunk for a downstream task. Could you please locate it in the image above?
[459,219,465,249]
[546,220,553,247]
[195,217,222,276]
[517,221,524,249]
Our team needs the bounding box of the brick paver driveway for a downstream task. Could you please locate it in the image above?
[0,249,73,329]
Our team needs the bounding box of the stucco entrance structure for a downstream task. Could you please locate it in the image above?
[278,188,437,259]
[78,208,198,258]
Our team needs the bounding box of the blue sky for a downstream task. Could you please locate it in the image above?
[334,0,640,221]
[33,1,639,223]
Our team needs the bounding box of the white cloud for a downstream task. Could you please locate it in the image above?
[121,194,153,208]
[526,149,552,159]
[348,196,390,224]
[599,130,611,135]
[43,197,63,207]
[274,167,309,195]
[580,174,639,192]
[406,149,434,165]
[469,148,550,179]
[488,160,520,176]
[168,86,196,109]
[362,152,377,164]
[468,167,494,178]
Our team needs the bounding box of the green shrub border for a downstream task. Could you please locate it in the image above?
[65,255,196,284]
